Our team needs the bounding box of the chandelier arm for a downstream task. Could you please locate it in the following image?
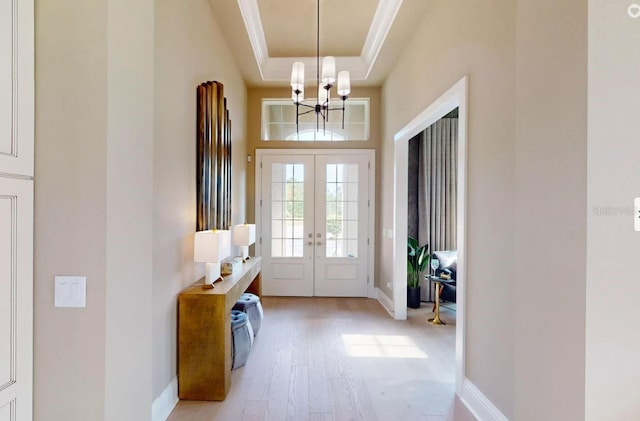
[297,103,315,110]
[298,109,316,116]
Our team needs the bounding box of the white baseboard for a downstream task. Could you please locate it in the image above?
[376,288,395,317]
[460,378,508,421]
[152,377,179,421]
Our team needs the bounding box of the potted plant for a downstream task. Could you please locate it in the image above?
[407,237,429,309]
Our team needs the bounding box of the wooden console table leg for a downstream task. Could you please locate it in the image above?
[178,294,230,400]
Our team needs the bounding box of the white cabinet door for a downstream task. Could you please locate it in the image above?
[0,0,34,419]
[0,0,34,177]
[0,177,33,421]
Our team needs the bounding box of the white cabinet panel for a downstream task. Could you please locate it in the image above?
[0,0,33,177]
[0,0,12,156]
[0,195,12,388]
[0,400,13,421]
[0,1,33,419]
[0,178,32,421]
[0,401,12,421]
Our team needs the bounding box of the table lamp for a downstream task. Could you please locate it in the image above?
[233,223,256,262]
[194,229,231,289]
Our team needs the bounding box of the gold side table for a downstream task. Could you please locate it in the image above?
[426,275,454,325]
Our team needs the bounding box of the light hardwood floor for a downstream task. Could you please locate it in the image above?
[168,297,474,421]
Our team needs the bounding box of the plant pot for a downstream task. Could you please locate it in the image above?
[407,286,421,309]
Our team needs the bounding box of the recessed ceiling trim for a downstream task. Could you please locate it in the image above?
[263,56,368,82]
[238,0,403,82]
[237,0,269,79]
[360,0,404,78]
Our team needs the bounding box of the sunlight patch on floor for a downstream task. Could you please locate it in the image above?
[341,334,428,359]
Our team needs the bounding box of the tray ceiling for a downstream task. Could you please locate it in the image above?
[207,0,430,87]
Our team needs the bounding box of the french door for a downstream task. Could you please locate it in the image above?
[256,150,374,297]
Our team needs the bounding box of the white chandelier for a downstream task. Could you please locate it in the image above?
[290,0,351,133]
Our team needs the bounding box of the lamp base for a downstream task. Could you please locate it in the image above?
[202,262,223,289]
[240,246,251,263]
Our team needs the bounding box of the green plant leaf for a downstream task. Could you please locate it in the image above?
[407,237,429,287]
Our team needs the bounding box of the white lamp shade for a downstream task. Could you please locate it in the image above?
[318,86,329,104]
[233,224,256,246]
[290,62,305,91]
[337,71,351,96]
[194,230,231,263]
[321,56,336,85]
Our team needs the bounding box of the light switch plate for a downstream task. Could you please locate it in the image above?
[55,276,87,308]
[635,198,640,231]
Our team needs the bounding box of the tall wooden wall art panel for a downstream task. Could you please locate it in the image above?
[196,81,231,231]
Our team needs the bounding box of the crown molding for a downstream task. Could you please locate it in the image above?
[360,0,404,78]
[237,0,269,79]
[237,0,403,82]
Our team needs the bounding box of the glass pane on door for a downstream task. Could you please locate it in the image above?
[271,163,305,257]
[325,163,359,258]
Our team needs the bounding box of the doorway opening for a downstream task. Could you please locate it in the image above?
[407,108,459,310]
[392,76,468,394]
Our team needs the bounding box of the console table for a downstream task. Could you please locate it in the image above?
[178,256,262,401]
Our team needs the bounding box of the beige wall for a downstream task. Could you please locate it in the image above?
[245,86,381,283]
[586,2,640,420]
[152,0,247,400]
[382,1,516,416]
[34,0,108,419]
[35,0,247,418]
[514,1,587,420]
[383,0,589,419]
[37,0,156,417]
[105,0,155,418]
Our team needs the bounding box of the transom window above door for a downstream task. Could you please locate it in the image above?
[261,98,369,141]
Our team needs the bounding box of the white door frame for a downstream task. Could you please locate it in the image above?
[255,149,376,299]
[393,76,468,394]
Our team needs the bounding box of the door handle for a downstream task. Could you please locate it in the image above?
[317,241,322,246]
[307,241,313,246]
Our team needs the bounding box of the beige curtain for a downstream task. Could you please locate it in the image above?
[418,117,458,299]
